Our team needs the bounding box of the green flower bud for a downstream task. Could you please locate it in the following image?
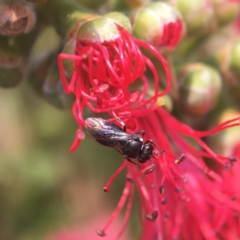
[132,2,184,50]
[215,40,240,107]
[29,50,75,109]
[215,39,240,82]
[179,63,222,116]
[28,56,51,95]
[229,40,240,78]
[77,14,131,42]
[104,12,131,33]
[28,26,61,95]
[211,0,240,26]
[220,40,240,107]
[43,63,75,109]
[176,0,214,35]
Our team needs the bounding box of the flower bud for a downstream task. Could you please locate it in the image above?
[104,12,131,32]
[215,39,240,79]
[61,11,130,88]
[0,1,36,36]
[43,63,75,109]
[28,26,61,95]
[215,40,240,107]
[132,2,185,50]
[176,0,214,35]
[179,63,222,116]
[229,40,240,78]
[30,26,60,64]
[77,14,131,42]
[211,0,240,26]
[28,55,51,95]
[227,40,240,107]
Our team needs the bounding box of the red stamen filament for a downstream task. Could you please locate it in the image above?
[100,181,132,234]
[113,183,134,240]
[103,161,127,192]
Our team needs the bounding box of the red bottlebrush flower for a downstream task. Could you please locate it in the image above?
[58,14,171,152]
[57,12,240,240]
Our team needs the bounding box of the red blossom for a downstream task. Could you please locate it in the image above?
[58,20,171,152]
[57,15,240,240]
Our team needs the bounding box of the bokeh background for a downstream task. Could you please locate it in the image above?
[0,83,138,239]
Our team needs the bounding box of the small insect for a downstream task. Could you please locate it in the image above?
[85,117,164,168]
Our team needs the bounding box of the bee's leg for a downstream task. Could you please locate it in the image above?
[112,111,126,132]
[144,139,156,147]
[136,130,145,138]
[126,158,142,169]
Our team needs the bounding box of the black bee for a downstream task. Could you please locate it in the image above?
[85,117,164,168]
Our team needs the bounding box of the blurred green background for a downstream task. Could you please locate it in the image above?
[0,83,139,240]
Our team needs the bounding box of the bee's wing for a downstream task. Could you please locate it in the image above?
[97,131,135,156]
[87,120,122,138]
[87,119,137,156]
[108,132,134,155]
[96,130,126,145]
